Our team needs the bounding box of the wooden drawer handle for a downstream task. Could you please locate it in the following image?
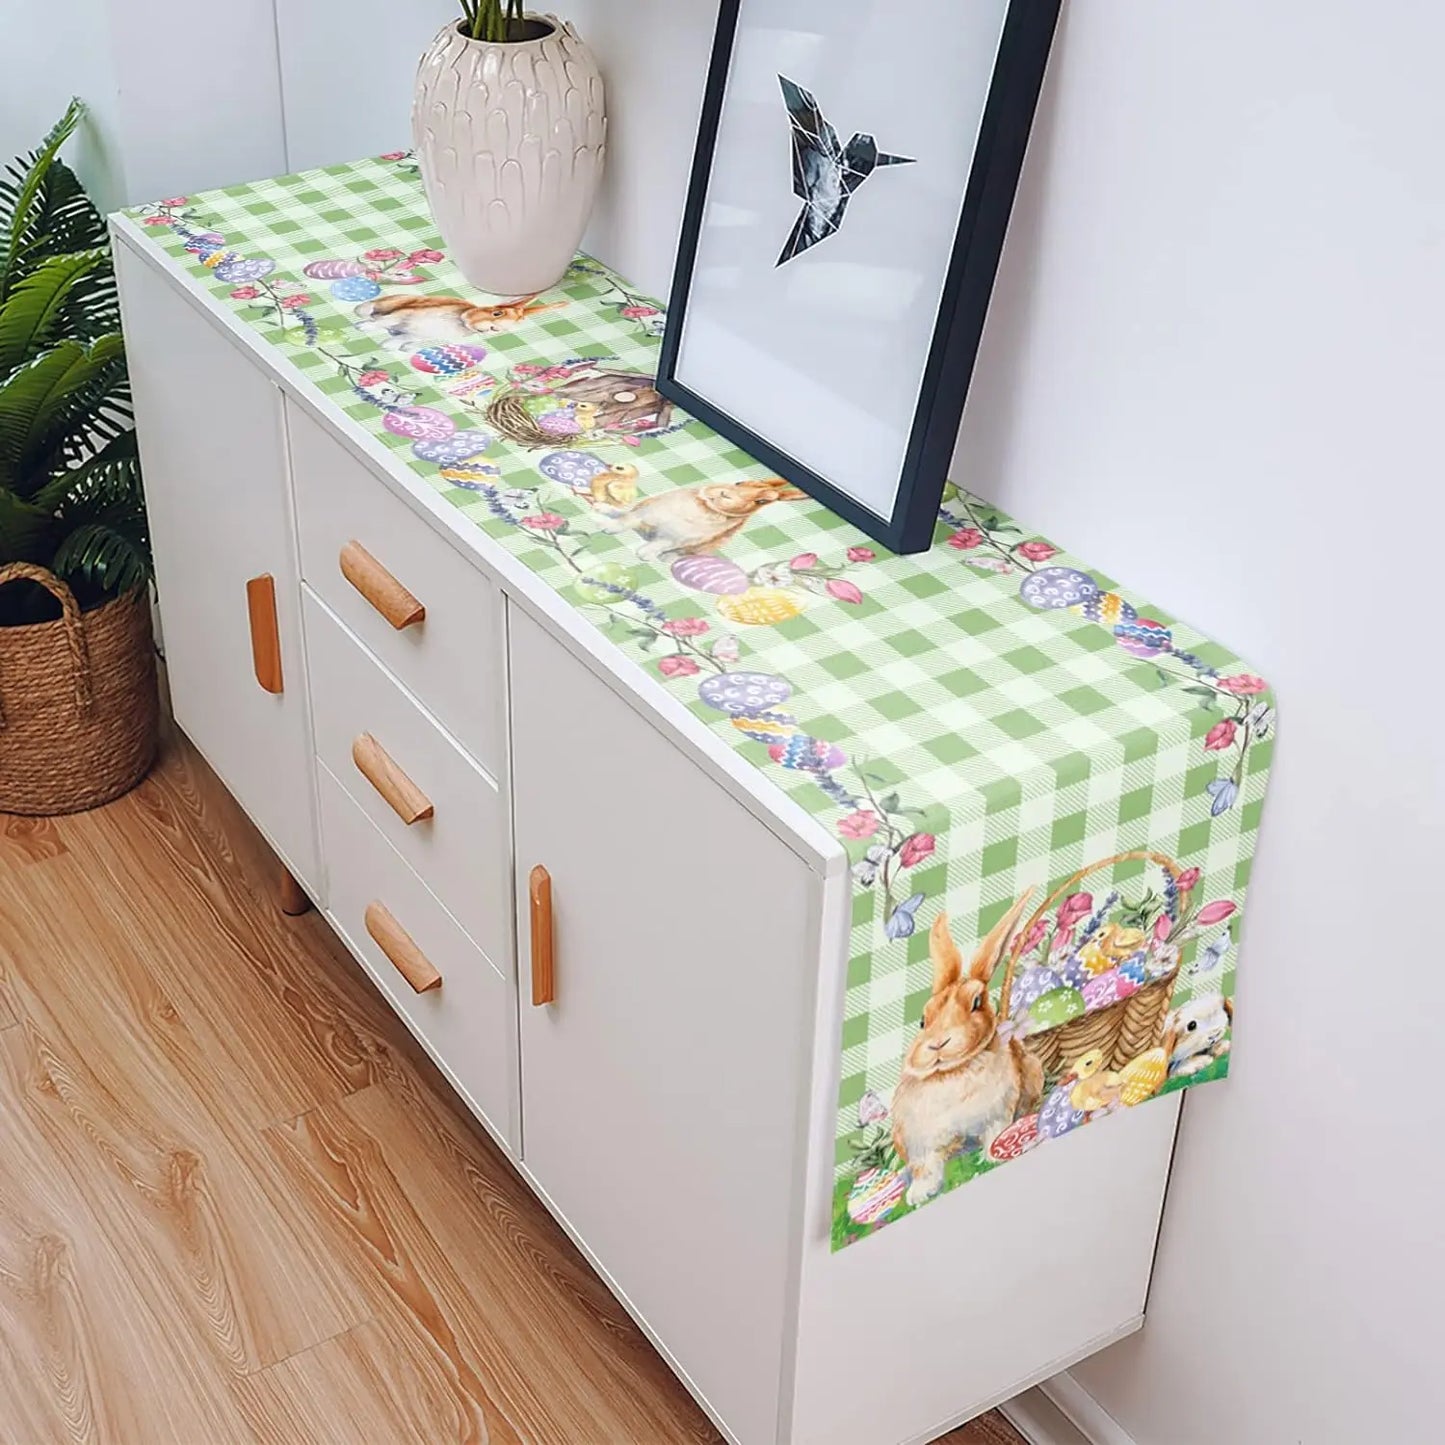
[364,901,442,993]
[245,574,283,694]
[530,865,555,1007]
[352,733,434,826]
[339,540,425,630]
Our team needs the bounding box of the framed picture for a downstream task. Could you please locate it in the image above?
[658,0,1060,554]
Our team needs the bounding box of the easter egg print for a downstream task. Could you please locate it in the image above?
[411,429,493,464]
[330,275,382,302]
[383,406,455,441]
[698,672,793,716]
[213,257,275,283]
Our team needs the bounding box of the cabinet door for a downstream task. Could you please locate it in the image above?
[510,606,820,1445]
[117,246,318,889]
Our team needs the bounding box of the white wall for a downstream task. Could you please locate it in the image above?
[14,4,1443,1440]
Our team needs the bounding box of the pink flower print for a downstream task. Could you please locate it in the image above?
[142,215,170,226]
[662,617,710,637]
[521,512,567,532]
[1195,900,1238,927]
[621,304,661,319]
[1018,540,1059,563]
[357,369,390,388]
[409,248,445,264]
[364,248,403,261]
[1154,914,1173,943]
[1057,892,1094,931]
[1219,673,1268,696]
[826,578,863,604]
[1204,718,1238,751]
[857,1090,889,1126]
[948,528,984,550]
[161,196,188,207]
[279,293,311,309]
[838,811,881,841]
[846,546,876,563]
[899,833,936,868]
[790,553,819,571]
[379,150,407,161]
[1019,915,1049,956]
[1175,867,1200,893]
[229,286,260,300]
[658,654,700,679]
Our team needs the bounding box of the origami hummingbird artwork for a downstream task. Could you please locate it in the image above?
[777,75,916,267]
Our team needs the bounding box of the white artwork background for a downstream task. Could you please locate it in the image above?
[675,0,1011,520]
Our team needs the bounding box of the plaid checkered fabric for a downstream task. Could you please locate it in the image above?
[127,156,1275,1250]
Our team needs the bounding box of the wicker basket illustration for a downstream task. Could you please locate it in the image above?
[0,563,158,815]
[999,850,1185,1075]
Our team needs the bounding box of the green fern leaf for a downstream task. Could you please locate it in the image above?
[0,98,84,301]
[0,247,107,376]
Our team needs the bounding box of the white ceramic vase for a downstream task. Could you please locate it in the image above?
[412,15,606,299]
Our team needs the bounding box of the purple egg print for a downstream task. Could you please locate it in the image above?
[212,257,275,283]
[383,406,456,441]
[697,672,794,716]
[411,430,494,465]
[1019,566,1098,612]
[537,451,604,490]
[303,259,368,280]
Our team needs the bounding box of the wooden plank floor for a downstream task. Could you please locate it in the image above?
[0,737,1025,1445]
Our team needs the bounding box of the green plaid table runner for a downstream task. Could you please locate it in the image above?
[127,155,1274,1250]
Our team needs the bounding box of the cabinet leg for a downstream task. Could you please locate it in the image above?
[279,865,312,917]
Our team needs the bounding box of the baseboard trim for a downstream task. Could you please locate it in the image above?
[999,1388,1090,1444]
[1020,1372,1138,1445]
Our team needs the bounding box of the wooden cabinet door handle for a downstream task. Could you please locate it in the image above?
[352,733,434,825]
[339,540,425,630]
[529,865,555,1006]
[364,901,442,993]
[245,574,283,694]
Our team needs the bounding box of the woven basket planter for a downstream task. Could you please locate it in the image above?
[0,563,159,815]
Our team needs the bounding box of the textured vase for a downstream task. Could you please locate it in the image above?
[412,16,606,298]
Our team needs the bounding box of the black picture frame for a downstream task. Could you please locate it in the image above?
[657,0,1061,555]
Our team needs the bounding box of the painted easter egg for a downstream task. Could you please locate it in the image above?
[1119,955,1149,988]
[384,406,455,441]
[671,554,751,597]
[1011,966,1065,1016]
[988,1114,1041,1163]
[1076,591,1137,627]
[730,711,801,745]
[846,1168,907,1226]
[410,343,489,376]
[439,463,502,490]
[412,429,493,465]
[1038,1083,1087,1139]
[1082,969,1136,1012]
[1029,987,1086,1030]
[1118,1048,1170,1106]
[572,562,637,605]
[184,231,226,253]
[212,256,275,283]
[538,409,582,437]
[698,672,793,716]
[1019,566,1099,611]
[331,275,382,303]
[1115,617,1174,658]
[717,587,803,627]
[1078,942,1114,978]
[768,735,846,772]
[537,451,606,490]
[303,259,369,280]
[447,370,497,401]
[1057,954,1092,991]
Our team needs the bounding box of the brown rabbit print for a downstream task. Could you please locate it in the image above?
[355,293,566,350]
[891,897,1045,1206]
[598,478,808,562]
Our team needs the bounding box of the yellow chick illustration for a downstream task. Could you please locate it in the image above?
[1099,923,1148,962]
[574,400,600,432]
[1068,1048,1124,1112]
[588,463,640,507]
[1117,1044,1171,1106]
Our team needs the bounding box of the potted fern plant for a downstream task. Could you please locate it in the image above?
[0,99,158,815]
[413,5,605,296]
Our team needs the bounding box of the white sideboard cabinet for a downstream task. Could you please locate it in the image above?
[115,221,1181,1445]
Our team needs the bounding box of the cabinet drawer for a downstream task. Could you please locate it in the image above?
[318,765,516,1148]
[287,398,503,773]
[303,589,508,969]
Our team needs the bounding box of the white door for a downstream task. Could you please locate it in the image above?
[510,605,820,1445]
[117,246,318,890]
